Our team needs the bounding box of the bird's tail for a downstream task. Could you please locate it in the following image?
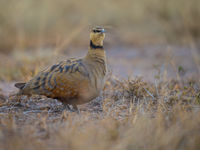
[15,82,26,90]
[14,82,27,95]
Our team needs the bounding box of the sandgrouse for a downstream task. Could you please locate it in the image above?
[15,27,107,110]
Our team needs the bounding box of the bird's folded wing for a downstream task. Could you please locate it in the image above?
[24,58,90,98]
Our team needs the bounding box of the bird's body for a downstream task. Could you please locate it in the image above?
[15,27,107,109]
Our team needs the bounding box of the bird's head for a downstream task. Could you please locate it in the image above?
[90,27,105,48]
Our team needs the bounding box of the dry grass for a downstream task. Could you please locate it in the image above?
[0,75,200,150]
[0,0,200,51]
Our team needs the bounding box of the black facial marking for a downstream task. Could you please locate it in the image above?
[92,27,105,33]
[93,29,101,33]
[90,40,103,49]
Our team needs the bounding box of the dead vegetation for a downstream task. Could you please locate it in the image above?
[0,75,200,150]
[0,0,200,51]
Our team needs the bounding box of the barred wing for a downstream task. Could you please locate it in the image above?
[24,58,90,99]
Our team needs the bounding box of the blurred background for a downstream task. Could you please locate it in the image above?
[1,1,200,149]
[0,0,200,82]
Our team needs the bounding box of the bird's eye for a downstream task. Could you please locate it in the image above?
[93,30,102,33]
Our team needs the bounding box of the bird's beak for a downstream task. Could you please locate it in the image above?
[101,29,106,33]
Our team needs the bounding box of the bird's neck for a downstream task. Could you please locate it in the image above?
[85,40,106,61]
[90,40,103,49]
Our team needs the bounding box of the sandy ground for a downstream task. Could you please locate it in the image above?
[107,45,199,80]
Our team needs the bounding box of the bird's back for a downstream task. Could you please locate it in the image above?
[18,59,87,95]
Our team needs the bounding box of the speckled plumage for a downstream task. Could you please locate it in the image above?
[15,27,107,109]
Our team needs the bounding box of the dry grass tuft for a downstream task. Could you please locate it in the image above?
[0,76,200,150]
